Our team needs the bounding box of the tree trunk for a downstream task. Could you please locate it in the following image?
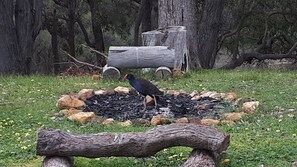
[0,0,17,74]
[92,18,105,67]
[88,0,106,67]
[0,0,42,75]
[133,0,147,46]
[158,0,199,69]
[196,0,225,69]
[67,0,76,58]
[37,123,230,158]
[52,9,60,75]
[15,0,43,74]
[141,0,152,32]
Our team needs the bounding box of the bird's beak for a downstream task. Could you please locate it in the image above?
[123,74,128,80]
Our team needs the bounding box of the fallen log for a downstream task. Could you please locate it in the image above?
[37,123,229,159]
[142,26,189,71]
[107,46,175,69]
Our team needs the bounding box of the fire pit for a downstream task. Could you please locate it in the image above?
[83,92,236,121]
[56,87,259,125]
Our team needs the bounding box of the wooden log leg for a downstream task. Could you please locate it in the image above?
[102,65,120,80]
[155,66,172,79]
[181,149,216,167]
[42,156,73,167]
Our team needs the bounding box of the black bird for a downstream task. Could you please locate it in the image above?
[124,74,163,110]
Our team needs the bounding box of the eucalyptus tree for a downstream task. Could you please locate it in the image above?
[158,0,225,69]
[83,0,135,66]
[0,0,43,74]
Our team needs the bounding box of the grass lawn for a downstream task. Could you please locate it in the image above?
[0,70,296,167]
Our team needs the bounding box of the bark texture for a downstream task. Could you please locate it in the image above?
[15,0,43,74]
[87,0,106,66]
[196,0,225,68]
[133,0,147,46]
[181,149,216,167]
[107,46,175,68]
[51,9,60,75]
[37,123,230,158]
[0,0,42,74]
[141,0,152,32]
[158,0,199,69]
[66,0,77,58]
[0,1,17,73]
[142,26,188,70]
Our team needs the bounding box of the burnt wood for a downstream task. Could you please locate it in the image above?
[37,123,229,159]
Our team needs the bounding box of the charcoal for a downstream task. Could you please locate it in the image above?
[84,93,234,121]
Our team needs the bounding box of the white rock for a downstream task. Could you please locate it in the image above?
[242,101,260,112]
[114,86,130,94]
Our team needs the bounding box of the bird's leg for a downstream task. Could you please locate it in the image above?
[153,95,158,109]
[141,96,147,111]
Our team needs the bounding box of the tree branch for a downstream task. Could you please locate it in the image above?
[131,0,140,8]
[53,0,67,8]
[217,0,255,51]
[61,50,103,70]
[76,18,92,47]
[222,42,297,69]
[81,44,108,59]
[286,42,297,55]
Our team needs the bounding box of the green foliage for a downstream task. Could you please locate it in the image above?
[0,70,297,166]
[222,0,297,54]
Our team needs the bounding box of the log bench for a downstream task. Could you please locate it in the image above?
[103,26,188,79]
[37,123,230,167]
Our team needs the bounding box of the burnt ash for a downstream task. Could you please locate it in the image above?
[84,93,234,121]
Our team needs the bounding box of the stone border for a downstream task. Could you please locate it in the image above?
[55,87,259,126]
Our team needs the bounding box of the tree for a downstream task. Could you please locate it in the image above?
[133,0,147,46]
[43,0,136,72]
[79,0,136,66]
[132,0,157,46]
[85,0,106,66]
[158,0,200,69]
[0,0,43,74]
[52,0,80,58]
[51,9,60,74]
[196,0,225,68]
[220,0,297,69]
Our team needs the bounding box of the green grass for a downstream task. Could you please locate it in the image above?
[0,70,296,167]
